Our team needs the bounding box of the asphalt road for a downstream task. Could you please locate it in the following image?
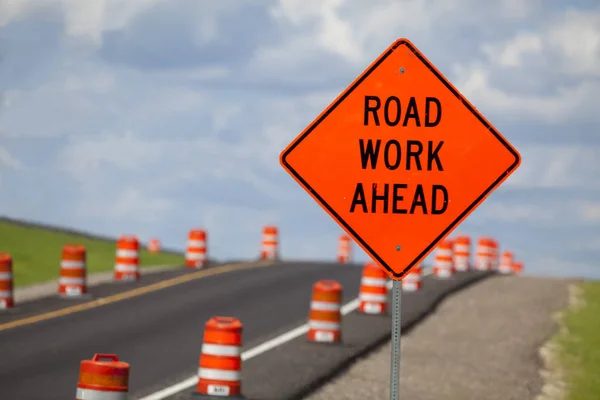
[0,261,366,400]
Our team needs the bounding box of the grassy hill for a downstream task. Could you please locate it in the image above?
[0,217,184,287]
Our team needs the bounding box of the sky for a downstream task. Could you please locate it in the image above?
[0,0,599,279]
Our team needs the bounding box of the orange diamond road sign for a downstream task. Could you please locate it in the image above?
[279,38,521,280]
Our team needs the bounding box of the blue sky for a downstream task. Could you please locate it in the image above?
[0,0,599,279]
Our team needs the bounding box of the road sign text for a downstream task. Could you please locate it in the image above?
[350,95,448,215]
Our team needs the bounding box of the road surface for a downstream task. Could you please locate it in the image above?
[0,261,364,399]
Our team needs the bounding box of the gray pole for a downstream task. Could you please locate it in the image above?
[389,280,402,400]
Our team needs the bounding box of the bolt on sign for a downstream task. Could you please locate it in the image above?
[279,38,521,280]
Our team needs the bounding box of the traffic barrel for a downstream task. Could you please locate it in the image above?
[113,235,140,282]
[475,237,494,271]
[453,235,471,271]
[498,250,514,274]
[76,353,129,400]
[490,239,499,269]
[402,264,422,291]
[337,234,352,263]
[433,240,454,278]
[58,244,88,298]
[186,229,208,269]
[358,262,388,314]
[147,238,161,253]
[0,253,14,310]
[195,316,244,398]
[307,280,342,343]
[512,261,524,274]
[260,225,279,260]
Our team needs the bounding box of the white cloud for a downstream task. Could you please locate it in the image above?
[482,33,543,68]
[504,144,600,189]
[548,9,600,78]
[578,202,600,223]
[453,9,600,124]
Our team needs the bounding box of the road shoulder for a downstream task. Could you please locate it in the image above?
[305,274,572,400]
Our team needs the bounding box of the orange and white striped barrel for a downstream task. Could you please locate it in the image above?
[76,354,129,400]
[512,260,524,274]
[498,250,514,274]
[433,240,454,278]
[260,225,279,260]
[402,265,422,291]
[147,238,161,253]
[113,235,140,282]
[358,262,388,314]
[475,237,494,271]
[337,235,352,263]
[186,229,207,269]
[0,253,14,310]
[453,235,471,271]
[490,239,499,269]
[58,244,87,297]
[307,280,342,343]
[196,316,243,397]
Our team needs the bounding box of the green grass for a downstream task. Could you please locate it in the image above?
[558,281,600,399]
[0,220,184,287]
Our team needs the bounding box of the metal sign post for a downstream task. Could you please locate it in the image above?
[389,280,402,400]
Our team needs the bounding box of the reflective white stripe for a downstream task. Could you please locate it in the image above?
[59,277,85,285]
[76,387,127,400]
[61,260,85,269]
[403,275,420,283]
[198,367,240,382]
[436,270,453,277]
[0,290,12,298]
[263,234,277,241]
[186,253,206,261]
[359,293,387,302]
[402,282,419,291]
[116,249,138,258]
[360,277,387,286]
[435,260,453,268]
[310,301,340,311]
[454,244,469,252]
[436,249,453,257]
[0,272,12,279]
[314,330,335,342]
[262,243,277,249]
[114,264,138,272]
[187,240,205,247]
[201,343,241,357]
[362,302,383,314]
[308,320,340,330]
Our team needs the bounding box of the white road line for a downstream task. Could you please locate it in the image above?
[138,268,433,400]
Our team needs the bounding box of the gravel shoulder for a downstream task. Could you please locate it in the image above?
[304,274,573,400]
